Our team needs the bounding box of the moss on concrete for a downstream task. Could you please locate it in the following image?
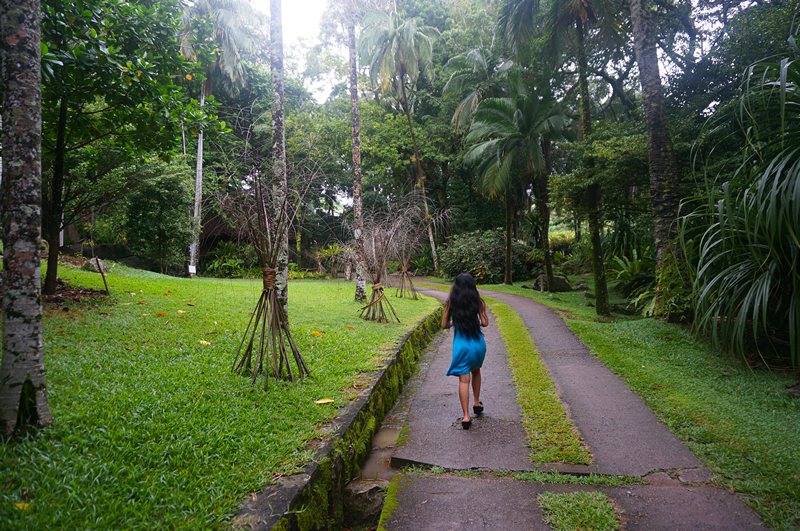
[376,474,409,531]
[395,426,411,448]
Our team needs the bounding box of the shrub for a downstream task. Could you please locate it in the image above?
[608,248,655,298]
[440,229,534,284]
[206,241,246,278]
[91,218,126,245]
[549,231,575,254]
[411,253,434,275]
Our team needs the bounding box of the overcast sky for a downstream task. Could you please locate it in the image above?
[250,0,337,100]
[250,0,328,50]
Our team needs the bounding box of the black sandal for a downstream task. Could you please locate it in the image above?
[473,402,484,416]
[461,419,472,430]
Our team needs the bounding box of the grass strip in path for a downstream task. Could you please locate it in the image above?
[0,264,439,531]
[416,281,590,465]
[476,281,800,531]
[485,299,591,465]
[538,491,621,531]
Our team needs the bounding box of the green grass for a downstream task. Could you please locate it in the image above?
[415,281,590,464]
[513,470,644,487]
[1,263,439,530]
[473,280,800,531]
[537,491,621,531]
[485,299,591,464]
[398,465,643,486]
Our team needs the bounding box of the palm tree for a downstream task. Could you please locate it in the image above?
[179,0,258,276]
[358,10,441,273]
[500,0,618,314]
[443,46,514,131]
[463,76,567,286]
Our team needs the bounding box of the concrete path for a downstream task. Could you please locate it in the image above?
[372,284,768,530]
[391,297,539,472]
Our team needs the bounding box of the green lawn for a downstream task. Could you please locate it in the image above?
[0,263,439,530]
[479,281,800,531]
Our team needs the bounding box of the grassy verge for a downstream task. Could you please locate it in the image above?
[0,263,439,531]
[416,281,589,464]
[538,491,621,531]
[475,281,800,531]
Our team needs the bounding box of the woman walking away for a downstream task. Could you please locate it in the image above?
[442,273,489,429]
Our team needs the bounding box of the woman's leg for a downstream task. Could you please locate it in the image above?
[458,374,471,422]
[471,367,482,407]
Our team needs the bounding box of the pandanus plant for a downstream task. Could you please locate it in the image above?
[360,217,400,324]
[683,51,800,367]
[392,201,429,301]
[231,178,310,388]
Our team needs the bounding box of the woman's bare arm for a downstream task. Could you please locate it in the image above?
[442,300,452,329]
[479,299,489,327]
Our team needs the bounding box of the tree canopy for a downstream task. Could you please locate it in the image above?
[2,0,797,365]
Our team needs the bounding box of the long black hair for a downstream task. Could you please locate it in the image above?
[447,273,482,340]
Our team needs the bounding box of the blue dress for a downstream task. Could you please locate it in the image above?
[446,328,486,376]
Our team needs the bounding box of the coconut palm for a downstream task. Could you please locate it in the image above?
[463,76,567,286]
[499,0,619,314]
[358,10,441,273]
[179,0,259,276]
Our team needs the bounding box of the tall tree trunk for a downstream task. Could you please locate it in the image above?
[576,18,609,316]
[587,183,609,314]
[0,0,52,435]
[437,161,450,240]
[629,0,681,275]
[43,97,68,295]
[271,0,289,314]
[504,188,513,285]
[349,0,367,302]
[399,80,439,274]
[188,86,205,277]
[536,140,554,290]
[295,206,303,270]
[576,20,592,141]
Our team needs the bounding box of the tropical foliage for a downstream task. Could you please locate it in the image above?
[683,53,800,366]
[440,228,534,284]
